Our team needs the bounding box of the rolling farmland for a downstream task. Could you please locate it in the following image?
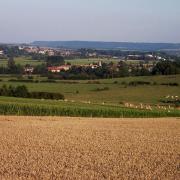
[0,1,180,179]
[0,56,44,67]
[0,75,179,117]
[0,75,179,105]
[0,96,180,118]
[0,116,179,179]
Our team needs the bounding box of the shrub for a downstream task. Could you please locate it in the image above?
[160,83,179,86]
[0,85,29,98]
[121,81,127,85]
[129,81,151,86]
[0,85,64,100]
[14,85,29,98]
[28,76,34,80]
[30,92,64,100]
[87,81,101,84]
[40,80,57,83]
[8,79,34,83]
[93,87,110,91]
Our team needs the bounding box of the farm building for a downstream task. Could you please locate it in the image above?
[48,65,71,73]
[24,67,34,74]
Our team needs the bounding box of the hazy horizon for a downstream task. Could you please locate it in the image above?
[0,0,180,44]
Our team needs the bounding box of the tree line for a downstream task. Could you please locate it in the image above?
[0,55,180,79]
[0,85,64,100]
[48,60,180,80]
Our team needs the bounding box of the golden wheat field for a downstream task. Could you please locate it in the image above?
[0,116,179,179]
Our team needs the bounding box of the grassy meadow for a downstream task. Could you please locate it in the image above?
[0,75,179,105]
[0,56,44,67]
[65,58,120,65]
[0,74,179,117]
[65,58,146,65]
[0,57,139,67]
[0,57,119,67]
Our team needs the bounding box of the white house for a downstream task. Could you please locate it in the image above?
[24,67,34,74]
[39,50,46,55]
[0,50,4,55]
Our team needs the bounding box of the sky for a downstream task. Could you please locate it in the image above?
[0,0,180,43]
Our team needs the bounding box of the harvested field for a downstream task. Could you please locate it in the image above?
[0,116,179,179]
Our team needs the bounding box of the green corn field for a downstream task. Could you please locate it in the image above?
[0,100,179,118]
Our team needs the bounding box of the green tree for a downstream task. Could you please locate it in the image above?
[34,64,47,74]
[152,61,180,75]
[118,61,129,77]
[46,56,65,67]
[14,85,29,98]
[8,56,16,70]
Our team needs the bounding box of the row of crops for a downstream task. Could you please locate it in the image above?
[0,100,179,118]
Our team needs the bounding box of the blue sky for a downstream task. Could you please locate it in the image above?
[0,0,180,43]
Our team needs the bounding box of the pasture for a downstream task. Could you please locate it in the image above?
[0,75,179,105]
[65,58,119,65]
[65,58,146,65]
[0,57,142,69]
[0,116,179,179]
[0,57,119,67]
[0,56,44,66]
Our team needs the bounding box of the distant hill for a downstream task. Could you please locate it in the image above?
[31,41,180,51]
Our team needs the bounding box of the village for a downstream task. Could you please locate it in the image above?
[0,44,175,78]
[13,45,164,75]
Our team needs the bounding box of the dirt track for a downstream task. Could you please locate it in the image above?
[0,116,179,179]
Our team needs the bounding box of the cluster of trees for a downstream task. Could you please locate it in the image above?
[49,64,118,80]
[46,56,65,66]
[0,56,24,74]
[47,62,131,80]
[46,60,180,80]
[0,53,180,79]
[33,56,65,74]
[0,85,64,100]
[152,61,180,75]
[31,54,47,60]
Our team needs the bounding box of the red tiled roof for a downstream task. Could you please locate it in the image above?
[48,65,70,71]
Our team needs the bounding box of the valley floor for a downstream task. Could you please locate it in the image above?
[0,116,179,179]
